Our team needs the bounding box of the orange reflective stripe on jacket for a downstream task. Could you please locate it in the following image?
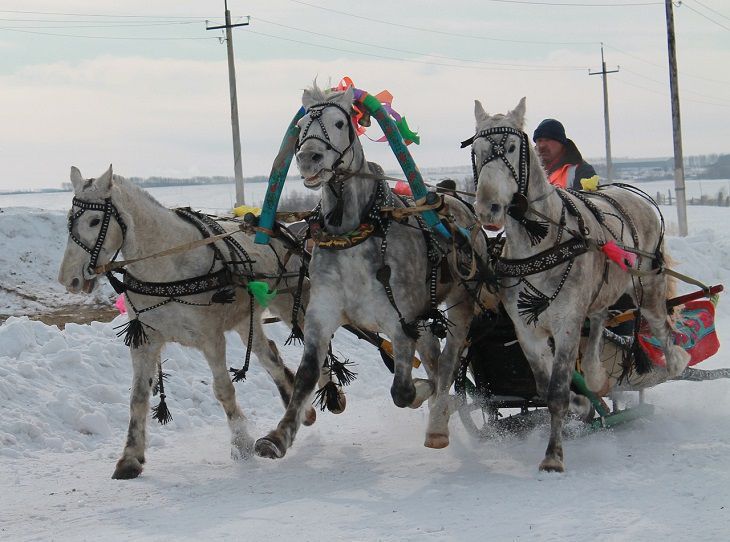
[548,164,577,188]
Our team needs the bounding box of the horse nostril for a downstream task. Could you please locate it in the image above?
[490,203,501,214]
[71,278,80,289]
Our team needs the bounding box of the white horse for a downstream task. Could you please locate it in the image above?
[467,98,690,472]
[254,84,492,459]
[58,165,318,479]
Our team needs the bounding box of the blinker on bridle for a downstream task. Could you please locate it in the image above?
[68,196,127,276]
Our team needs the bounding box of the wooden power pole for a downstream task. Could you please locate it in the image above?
[207,2,249,206]
[665,0,688,237]
[590,44,618,183]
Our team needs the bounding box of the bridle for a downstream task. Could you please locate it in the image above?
[296,101,359,174]
[461,126,530,196]
[67,196,126,277]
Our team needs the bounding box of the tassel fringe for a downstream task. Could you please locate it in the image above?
[229,366,248,383]
[114,318,151,348]
[285,323,304,346]
[151,394,173,425]
[326,347,357,386]
[517,289,550,326]
[313,381,341,412]
[518,217,549,246]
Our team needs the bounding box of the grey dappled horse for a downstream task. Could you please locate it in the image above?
[468,98,690,472]
[254,84,491,459]
[58,166,317,479]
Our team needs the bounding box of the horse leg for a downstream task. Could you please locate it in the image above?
[424,301,472,449]
[582,311,610,394]
[637,276,691,377]
[201,334,254,460]
[237,319,317,426]
[540,328,582,473]
[112,339,162,480]
[254,307,340,459]
[391,332,433,409]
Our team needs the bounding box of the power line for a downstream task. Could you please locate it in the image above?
[481,0,661,5]
[287,0,597,46]
[242,28,586,72]
[0,9,212,19]
[680,1,730,31]
[0,21,202,30]
[688,0,730,22]
[253,17,586,70]
[0,27,217,40]
[622,66,730,104]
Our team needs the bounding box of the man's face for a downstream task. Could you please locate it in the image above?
[535,137,565,166]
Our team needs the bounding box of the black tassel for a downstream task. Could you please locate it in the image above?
[285,322,304,346]
[211,288,235,304]
[313,381,341,412]
[325,199,344,227]
[517,289,550,326]
[326,347,357,386]
[631,317,653,375]
[229,366,248,383]
[422,308,452,339]
[151,394,173,425]
[114,318,151,348]
[105,271,127,294]
[519,217,549,246]
[400,318,421,340]
[151,362,172,424]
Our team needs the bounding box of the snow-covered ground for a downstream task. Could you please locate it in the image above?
[2,190,730,541]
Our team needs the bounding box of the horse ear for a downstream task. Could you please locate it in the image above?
[339,85,354,107]
[95,164,114,193]
[474,100,488,123]
[70,166,85,193]
[510,97,527,129]
[302,87,318,109]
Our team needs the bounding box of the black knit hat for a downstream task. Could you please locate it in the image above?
[532,118,568,145]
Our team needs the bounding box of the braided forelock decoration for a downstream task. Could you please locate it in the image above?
[462,126,547,245]
[68,196,127,274]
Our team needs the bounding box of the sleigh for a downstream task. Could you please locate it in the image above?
[454,286,729,437]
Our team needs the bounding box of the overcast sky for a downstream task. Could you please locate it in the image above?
[1,0,728,190]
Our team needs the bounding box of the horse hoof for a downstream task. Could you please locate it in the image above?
[112,457,144,480]
[254,436,286,459]
[538,457,565,473]
[424,433,449,449]
[303,406,317,426]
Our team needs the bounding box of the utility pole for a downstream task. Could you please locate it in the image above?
[665,0,688,237]
[590,44,618,183]
[207,2,249,206]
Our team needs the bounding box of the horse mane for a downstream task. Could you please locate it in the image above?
[111,174,166,210]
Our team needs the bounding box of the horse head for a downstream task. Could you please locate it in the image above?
[469,97,528,230]
[58,164,126,294]
[295,84,362,190]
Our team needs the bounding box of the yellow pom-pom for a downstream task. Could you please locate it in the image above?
[580,175,600,191]
[232,205,262,217]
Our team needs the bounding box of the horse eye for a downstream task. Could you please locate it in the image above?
[90,217,101,227]
[335,120,345,129]
[508,144,516,153]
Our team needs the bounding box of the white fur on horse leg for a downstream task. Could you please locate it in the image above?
[409,378,435,409]
[665,346,691,377]
[583,312,611,394]
[229,417,255,460]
